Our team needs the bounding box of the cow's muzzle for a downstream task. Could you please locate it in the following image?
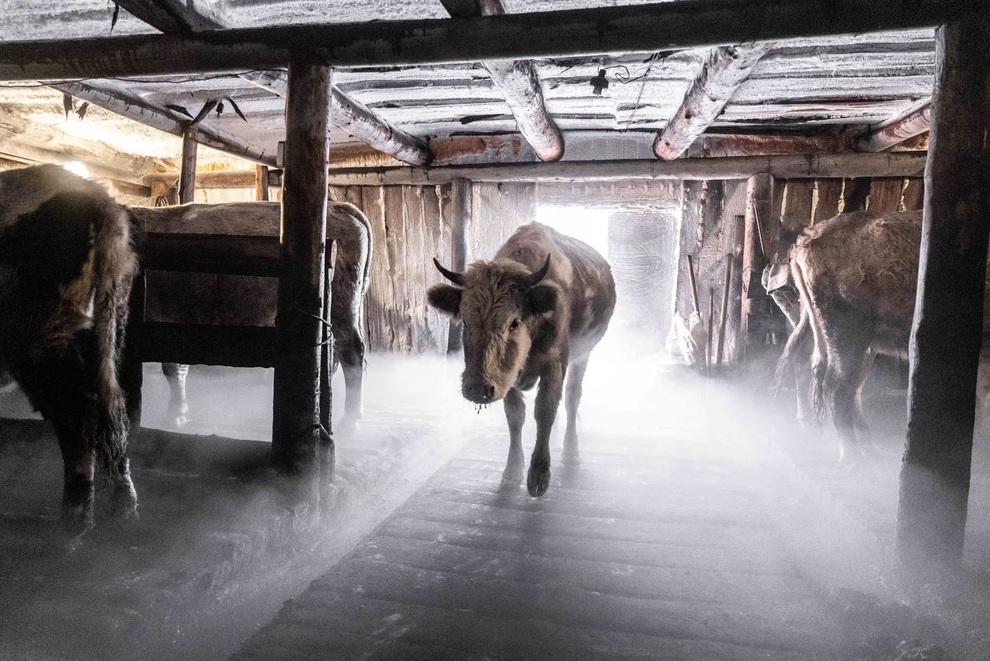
[463,381,496,404]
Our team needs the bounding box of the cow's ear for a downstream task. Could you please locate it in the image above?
[527,284,557,314]
[428,284,462,317]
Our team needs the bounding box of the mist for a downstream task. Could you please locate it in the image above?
[1,330,990,660]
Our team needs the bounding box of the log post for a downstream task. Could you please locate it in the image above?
[178,128,197,204]
[256,164,270,201]
[897,15,990,572]
[727,214,746,364]
[271,52,333,479]
[741,173,771,356]
[446,177,471,353]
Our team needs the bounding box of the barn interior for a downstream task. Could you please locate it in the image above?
[1,1,990,660]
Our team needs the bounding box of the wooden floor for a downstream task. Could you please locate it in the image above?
[232,368,850,661]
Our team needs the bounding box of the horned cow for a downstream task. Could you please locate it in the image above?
[776,210,990,461]
[0,165,139,534]
[129,201,371,432]
[428,222,616,497]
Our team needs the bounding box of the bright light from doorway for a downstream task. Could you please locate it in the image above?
[63,161,91,179]
[536,205,610,257]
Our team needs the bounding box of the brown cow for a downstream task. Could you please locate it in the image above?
[0,165,138,534]
[776,210,990,461]
[428,222,616,496]
[129,201,371,432]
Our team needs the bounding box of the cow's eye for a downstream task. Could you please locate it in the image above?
[509,319,520,332]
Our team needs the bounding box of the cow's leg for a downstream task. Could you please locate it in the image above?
[161,363,189,428]
[528,362,564,497]
[502,387,526,487]
[823,322,874,464]
[562,359,588,464]
[52,417,97,537]
[333,325,365,434]
[109,455,138,521]
[852,348,877,441]
[794,324,816,430]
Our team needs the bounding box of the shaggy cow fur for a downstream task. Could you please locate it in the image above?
[129,201,372,432]
[428,222,616,496]
[0,165,138,534]
[775,210,990,461]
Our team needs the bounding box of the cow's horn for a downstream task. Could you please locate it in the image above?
[433,257,466,286]
[524,255,551,287]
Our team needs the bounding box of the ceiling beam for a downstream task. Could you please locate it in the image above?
[440,0,563,161]
[653,42,775,160]
[53,81,277,166]
[855,97,932,152]
[240,71,431,166]
[116,0,431,166]
[321,151,927,186]
[0,0,979,80]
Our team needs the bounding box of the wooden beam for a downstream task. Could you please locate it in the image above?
[114,0,225,33]
[241,71,432,166]
[443,178,472,354]
[178,129,197,204]
[897,16,990,571]
[0,0,980,80]
[324,152,927,186]
[686,133,854,158]
[855,98,932,152]
[117,1,432,167]
[271,52,332,476]
[440,0,563,161]
[654,42,776,160]
[54,81,276,166]
[256,165,270,201]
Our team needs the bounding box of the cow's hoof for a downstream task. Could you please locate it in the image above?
[111,497,139,522]
[60,511,94,546]
[337,416,360,436]
[500,465,523,490]
[526,465,550,497]
[562,440,580,465]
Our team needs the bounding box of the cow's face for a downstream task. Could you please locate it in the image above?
[428,257,555,404]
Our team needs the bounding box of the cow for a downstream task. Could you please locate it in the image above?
[775,209,990,462]
[128,201,371,433]
[428,222,616,497]
[0,165,139,535]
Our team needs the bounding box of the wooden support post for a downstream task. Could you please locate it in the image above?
[256,165,270,201]
[897,15,990,572]
[446,177,471,353]
[716,255,732,370]
[272,52,333,478]
[727,214,746,364]
[686,254,701,315]
[741,174,771,352]
[178,128,197,204]
[705,288,715,377]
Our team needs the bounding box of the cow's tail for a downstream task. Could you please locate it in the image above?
[772,307,810,399]
[351,204,373,297]
[89,202,138,476]
[788,253,829,424]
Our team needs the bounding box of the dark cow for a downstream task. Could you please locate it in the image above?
[428,222,616,496]
[775,209,990,461]
[129,201,371,432]
[0,165,138,534]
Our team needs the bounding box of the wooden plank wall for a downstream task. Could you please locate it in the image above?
[674,181,747,365]
[468,182,537,262]
[330,184,451,354]
[764,175,926,268]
